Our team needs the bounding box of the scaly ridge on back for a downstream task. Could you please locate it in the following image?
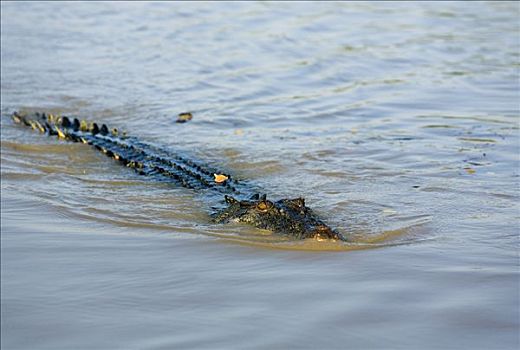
[11,111,240,192]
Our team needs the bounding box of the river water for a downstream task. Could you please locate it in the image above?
[1,2,519,349]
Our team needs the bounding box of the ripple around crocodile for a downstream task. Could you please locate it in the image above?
[10,111,346,242]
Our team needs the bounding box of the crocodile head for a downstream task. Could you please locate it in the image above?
[213,194,345,241]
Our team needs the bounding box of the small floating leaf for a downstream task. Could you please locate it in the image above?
[176,112,193,123]
[464,167,476,174]
[214,174,229,183]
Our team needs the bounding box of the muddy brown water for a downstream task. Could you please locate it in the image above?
[1,2,519,349]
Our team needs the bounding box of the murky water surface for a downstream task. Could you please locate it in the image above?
[1,2,519,349]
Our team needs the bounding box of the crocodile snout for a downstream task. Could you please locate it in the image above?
[311,225,344,241]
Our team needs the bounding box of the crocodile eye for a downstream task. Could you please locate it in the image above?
[256,201,273,212]
[257,202,267,211]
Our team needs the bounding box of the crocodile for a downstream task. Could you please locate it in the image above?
[10,111,346,242]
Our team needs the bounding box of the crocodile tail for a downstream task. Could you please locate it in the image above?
[11,111,50,134]
[11,111,244,193]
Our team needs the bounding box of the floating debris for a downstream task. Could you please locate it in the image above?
[214,174,229,183]
[176,112,193,123]
[458,137,496,143]
[382,208,398,216]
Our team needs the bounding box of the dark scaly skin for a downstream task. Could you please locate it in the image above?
[11,111,346,242]
[213,194,345,241]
